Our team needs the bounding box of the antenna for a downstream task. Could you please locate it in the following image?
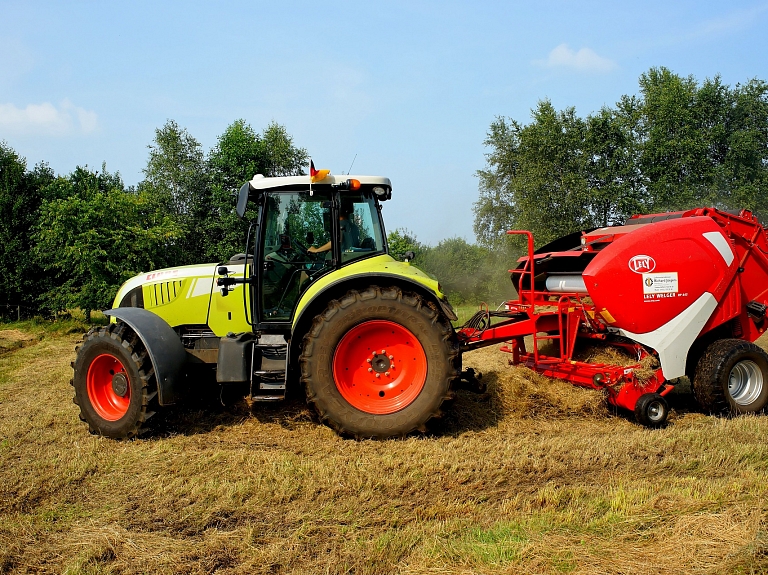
[346,154,357,175]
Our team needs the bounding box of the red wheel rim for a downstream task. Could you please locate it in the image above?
[332,320,427,414]
[86,354,131,421]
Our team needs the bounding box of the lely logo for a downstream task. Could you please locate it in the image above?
[629,255,656,273]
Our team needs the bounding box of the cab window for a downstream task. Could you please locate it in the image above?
[340,192,386,264]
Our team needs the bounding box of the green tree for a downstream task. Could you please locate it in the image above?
[260,122,308,177]
[36,166,181,320]
[387,228,423,262]
[584,102,647,226]
[475,101,594,248]
[417,237,508,305]
[204,120,307,262]
[475,68,768,250]
[140,120,208,263]
[0,142,55,315]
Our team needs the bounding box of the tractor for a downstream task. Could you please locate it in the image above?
[71,172,472,439]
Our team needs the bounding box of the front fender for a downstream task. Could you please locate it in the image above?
[104,308,188,406]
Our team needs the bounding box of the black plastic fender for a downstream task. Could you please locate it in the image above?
[103,308,188,406]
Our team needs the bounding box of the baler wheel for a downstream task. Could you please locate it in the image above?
[694,339,768,415]
[634,393,669,427]
[71,322,158,438]
[300,286,459,438]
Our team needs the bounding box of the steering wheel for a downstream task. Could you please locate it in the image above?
[291,238,321,262]
[290,237,310,255]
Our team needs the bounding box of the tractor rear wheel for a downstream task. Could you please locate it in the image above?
[693,339,768,415]
[299,286,459,438]
[71,323,158,438]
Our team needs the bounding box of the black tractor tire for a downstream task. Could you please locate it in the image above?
[634,393,669,428]
[299,286,460,438]
[71,322,158,438]
[693,339,768,415]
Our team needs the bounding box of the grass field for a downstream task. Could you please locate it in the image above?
[2,320,768,574]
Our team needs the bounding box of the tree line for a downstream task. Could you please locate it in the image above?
[474,67,768,249]
[0,118,498,320]
[0,120,307,320]
[2,67,766,319]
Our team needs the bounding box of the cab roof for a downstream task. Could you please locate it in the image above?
[248,174,392,191]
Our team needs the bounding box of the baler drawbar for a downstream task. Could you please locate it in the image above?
[457,207,768,426]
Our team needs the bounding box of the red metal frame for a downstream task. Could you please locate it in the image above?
[457,208,768,416]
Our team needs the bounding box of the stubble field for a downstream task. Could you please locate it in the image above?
[1,322,768,574]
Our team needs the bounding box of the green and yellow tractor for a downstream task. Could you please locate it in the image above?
[72,173,474,439]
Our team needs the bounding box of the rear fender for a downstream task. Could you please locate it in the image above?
[104,308,188,406]
[288,273,457,375]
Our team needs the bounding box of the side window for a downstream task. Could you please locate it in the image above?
[341,194,386,264]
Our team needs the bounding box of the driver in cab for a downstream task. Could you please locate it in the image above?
[308,206,359,254]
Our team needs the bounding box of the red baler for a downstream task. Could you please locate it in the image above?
[458,208,768,426]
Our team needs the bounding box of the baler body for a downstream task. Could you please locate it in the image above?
[458,208,768,424]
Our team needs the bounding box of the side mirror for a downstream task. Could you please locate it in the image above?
[306,231,315,245]
[404,250,415,263]
[236,182,252,219]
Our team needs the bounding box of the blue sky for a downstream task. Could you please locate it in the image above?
[2,1,767,245]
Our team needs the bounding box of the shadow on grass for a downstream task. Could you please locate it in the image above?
[148,370,504,439]
[149,376,316,439]
[145,371,709,440]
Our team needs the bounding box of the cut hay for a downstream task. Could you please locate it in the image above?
[458,346,608,425]
[3,327,768,574]
[0,329,39,354]
[575,343,660,381]
[538,338,660,382]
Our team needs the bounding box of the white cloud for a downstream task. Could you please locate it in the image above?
[694,4,768,38]
[536,43,617,73]
[0,100,98,136]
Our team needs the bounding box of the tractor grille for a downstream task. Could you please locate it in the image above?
[147,280,184,307]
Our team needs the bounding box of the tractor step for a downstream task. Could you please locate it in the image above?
[249,394,285,402]
[254,336,287,391]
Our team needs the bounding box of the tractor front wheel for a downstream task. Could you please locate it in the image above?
[71,323,158,438]
[300,286,459,438]
[693,339,768,415]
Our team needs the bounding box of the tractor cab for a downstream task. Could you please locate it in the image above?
[230,173,392,328]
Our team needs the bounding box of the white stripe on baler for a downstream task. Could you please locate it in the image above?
[618,292,718,380]
[703,231,735,266]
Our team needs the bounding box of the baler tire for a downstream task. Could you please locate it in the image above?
[693,339,768,415]
[634,393,669,428]
[72,322,158,439]
[299,286,459,439]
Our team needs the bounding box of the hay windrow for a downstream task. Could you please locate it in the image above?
[576,343,660,381]
[0,329,40,355]
[459,346,608,424]
[537,338,661,382]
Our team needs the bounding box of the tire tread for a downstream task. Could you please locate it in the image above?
[72,323,159,438]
